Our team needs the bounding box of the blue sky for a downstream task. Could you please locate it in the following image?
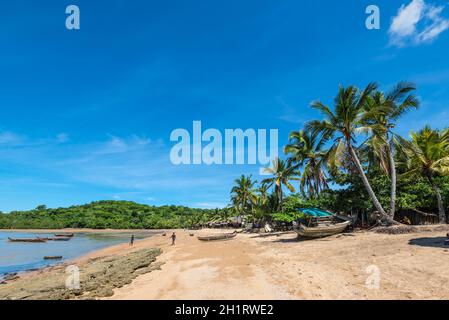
[0,0,449,211]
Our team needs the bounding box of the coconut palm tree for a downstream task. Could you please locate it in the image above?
[262,157,301,212]
[399,126,449,223]
[250,192,271,224]
[362,82,419,219]
[230,175,257,217]
[285,129,329,198]
[306,83,393,223]
[255,184,270,209]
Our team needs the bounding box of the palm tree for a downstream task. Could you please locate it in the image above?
[249,184,273,221]
[285,129,329,198]
[362,82,419,219]
[250,187,271,224]
[306,83,393,223]
[262,157,300,212]
[220,207,231,223]
[230,175,257,218]
[399,126,449,223]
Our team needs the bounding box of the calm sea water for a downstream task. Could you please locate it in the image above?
[0,231,156,278]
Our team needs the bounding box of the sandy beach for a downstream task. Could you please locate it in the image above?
[2,226,449,299]
[108,226,449,300]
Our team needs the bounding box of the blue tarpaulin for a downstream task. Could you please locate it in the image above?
[298,208,333,217]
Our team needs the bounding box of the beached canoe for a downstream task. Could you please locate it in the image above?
[44,237,72,241]
[295,221,350,238]
[197,232,237,242]
[54,233,74,237]
[53,237,71,241]
[8,237,47,243]
[44,256,63,260]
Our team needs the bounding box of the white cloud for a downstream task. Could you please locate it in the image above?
[389,0,449,46]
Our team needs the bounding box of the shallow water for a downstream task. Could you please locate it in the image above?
[0,231,156,278]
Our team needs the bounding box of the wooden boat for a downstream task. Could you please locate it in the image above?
[295,221,350,238]
[44,256,63,260]
[53,237,71,241]
[197,232,237,242]
[8,237,47,243]
[54,233,74,237]
[44,237,72,241]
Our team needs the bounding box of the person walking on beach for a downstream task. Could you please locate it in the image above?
[171,232,176,246]
[130,234,134,246]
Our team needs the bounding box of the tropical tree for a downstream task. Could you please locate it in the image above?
[285,129,329,198]
[305,83,394,223]
[262,158,301,212]
[362,82,419,218]
[230,175,257,217]
[249,184,275,222]
[399,126,449,223]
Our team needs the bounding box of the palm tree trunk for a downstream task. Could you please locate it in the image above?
[388,139,397,220]
[428,176,446,224]
[280,188,283,212]
[347,142,389,220]
[276,186,283,212]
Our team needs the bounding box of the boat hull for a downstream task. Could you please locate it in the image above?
[54,233,74,237]
[197,233,237,241]
[8,237,47,243]
[45,237,71,241]
[295,221,350,238]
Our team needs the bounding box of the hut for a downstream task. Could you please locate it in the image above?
[395,208,439,225]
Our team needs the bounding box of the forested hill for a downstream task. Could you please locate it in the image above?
[0,201,221,229]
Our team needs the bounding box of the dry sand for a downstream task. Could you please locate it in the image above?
[107,226,449,300]
[3,226,449,300]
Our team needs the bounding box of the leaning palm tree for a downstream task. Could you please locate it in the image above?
[362,82,419,219]
[285,129,329,198]
[399,126,449,223]
[230,175,257,218]
[306,83,392,223]
[262,158,300,212]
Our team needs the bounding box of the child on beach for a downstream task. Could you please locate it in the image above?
[171,232,176,246]
[130,235,134,246]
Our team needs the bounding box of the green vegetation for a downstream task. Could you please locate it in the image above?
[0,201,222,229]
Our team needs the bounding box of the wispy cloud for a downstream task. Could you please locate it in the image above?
[275,96,306,124]
[194,202,227,209]
[56,133,69,143]
[389,0,449,47]
[410,68,449,85]
[0,130,241,209]
[0,131,26,145]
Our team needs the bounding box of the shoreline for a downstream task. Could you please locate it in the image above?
[0,228,167,234]
[0,229,173,299]
[0,229,165,282]
[2,226,449,299]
